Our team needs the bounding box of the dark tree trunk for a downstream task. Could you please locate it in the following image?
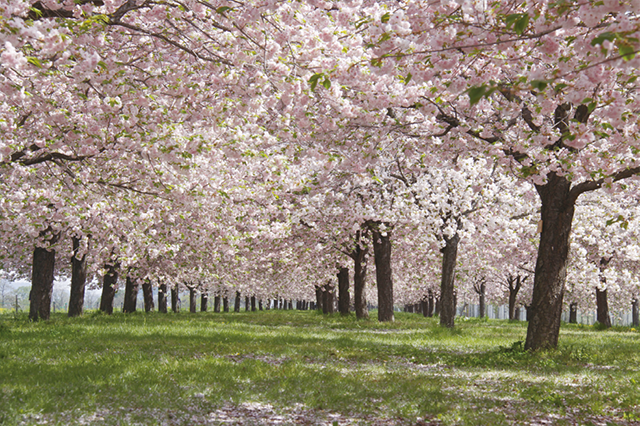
[142,279,154,312]
[632,298,639,327]
[315,286,324,312]
[68,236,88,317]
[234,291,241,312]
[251,296,256,312]
[288,299,293,310]
[337,267,350,315]
[323,283,335,314]
[29,244,57,321]
[123,275,139,313]
[421,299,428,317]
[370,225,394,322]
[350,229,369,319]
[507,274,524,321]
[514,307,521,321]
[158,282,168,313]
[100,262,118,315]
[273,299,279,309]
[525,174,575,351]
[474,281,486,319]
[427,290,434,317]
[171,285,179,313]
[434,298,440,316]
[223,296,229,312]
[245,296,250,311]
[439,233,460,328]
[569,302,577,324]
[596,287,612,328]
[202,293,209,312]
[188,287,197,313]
[214,295,221,312]
[259,299,263,310]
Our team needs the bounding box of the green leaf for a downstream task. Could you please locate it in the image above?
[381,12,391,23]
[404,72,412,85]
[514,14,530,36]
[321,77,331,89]
[308,73,323,91]
[26,56,42,68]
[591,31,616,47]
[530,80,548,91]
[216,6,232,15]
[97,61,108,71]
[468,85,487,106]
[618,42,636,61]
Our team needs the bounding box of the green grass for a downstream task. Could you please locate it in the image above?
[1,310,639,425]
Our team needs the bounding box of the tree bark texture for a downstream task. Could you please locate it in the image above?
[245,296,250,311]
[158,282,168,313]
[337,267,350,315]
[315,286,324,312]
[473,281,486,319]
[142,279,154,312]
[596,288,612,328]
[123,275,139,313]
[525,174,575,351]
[214,295,221,312]
[370,225,394,322]
[439,233,460,328]
[322,283,335,314]
[633,298,639,327]
[234,291,241,312]
[189,287,197,313]
[251,296,256,312]
[29,244,57,321]
[201,293,209,312]
[507,275,524,321]
[171,285,179,313]
[68,236,88,317]
[223,296,229,312]
[100,262,118,315]
[569,302,577,324]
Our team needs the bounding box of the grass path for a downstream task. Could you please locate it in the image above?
[1,310,639,425]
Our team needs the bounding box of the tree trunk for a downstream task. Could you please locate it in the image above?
[171,285,179,313]
[234,291,241,312]
[478,283,486,319]
[337,267,350,315]
[632,298,639,327]
[509,289,518,321]
[288,299,293,310]
[123,275,139,313]
[569,302,577,324]
[201,293,209,312]
[371,225,394,322]
[439,233,460,328]
[315,286,324,312]
[596,287,611,328]
[434,298,440,316]
[68,236,88,317]
[427,290,434,317]
[189,287,197,313]
[100,262,118,315]
[251,296,256,312]
[142,279,154,312]
[29,244,57,321]
[214,295,221,312]
[259,299,263,310]
[223,296,229,312]
[525,174,575,351]
[158,282,168,313]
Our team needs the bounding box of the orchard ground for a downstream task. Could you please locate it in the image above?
[1,311,639,426]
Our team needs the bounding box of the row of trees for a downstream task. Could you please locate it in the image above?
[2,0,640,349]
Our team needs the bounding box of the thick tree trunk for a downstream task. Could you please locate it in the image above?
[223,296,229,312]
[158,282,168,313]
[569,302,577,324]
[189,287,197,313]
[245,296,250,311]
[514,307,521,321]
[439,233,460,328]
[68,236,88,317]
[509,289,519,321]
[251,296,256,312]
[100,262,118,315]
[202,293,209,312]
[259,299,263,310]
[427,290,434,317]
[123,275,139,313]
[478,283,486,319]
[171,285,179,313]
[142,279,154,312]
[337,267,350,315]
[596,287,612,328]
[29,245,57,321]
[632,298,639,327]
[525,174,575,351]
[371,225,394,322]
[213,295,221,312]
[315,286,324,312]
[234,291,241,312]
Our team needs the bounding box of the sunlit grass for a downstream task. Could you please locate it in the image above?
[1,310,639,425]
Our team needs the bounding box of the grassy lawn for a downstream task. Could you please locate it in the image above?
[1,310,639,425]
